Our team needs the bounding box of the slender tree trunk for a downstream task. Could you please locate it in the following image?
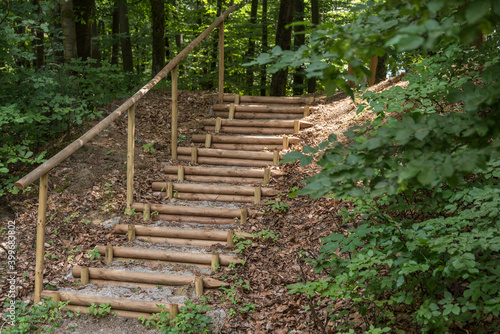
[307,0,319,93]
[151,0,165,76]
[260,0,268,96]
[210,0,223,88]
[51,2,64,63]
[60,0,78,62]
[74,0,92,60]
[270,0,294,96]
[173,0,183,50]
[33,0,45,68]
[246,0,258,91]
[90,0,101,63]
[118,0,133,72]
[375,54,387,84]
[292,0,304,96]
[111,0,120,65]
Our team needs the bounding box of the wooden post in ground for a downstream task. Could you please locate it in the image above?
[234,94,240,105]
[228,103,235,119]
[273,152,280,166]
[195,277,204,297]
[34,172,49,304]
[304,106,310,117]
[172,66,178,160]
[170,303,179,323]
[126,105,135,214]
[215,117,222,133]
[177,166,184,182]
[218,22,224,104]
[294,120,300,134]
[254,186,262,204]
[282,136,289,150]
[205,134,212,148]
[227,230,234,247]
[105,246,114,264]
[263,168,270,185]
[191,147,198,164]
[81,267,90,285]
[167,182,173,199]
[51,292,60,303]
[128,224,136,241]
[241,208,248,223]
[211,254,220,272]
[143,204,151,221]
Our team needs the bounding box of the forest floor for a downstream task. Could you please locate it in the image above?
[0,76,407,333]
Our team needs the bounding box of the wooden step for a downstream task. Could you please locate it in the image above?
[152,183,278,203]
[72,266,227,288]
[223,94,314,105]
[213,111,302,120]
[192,134,300,151]
[213,104,309,113]
[204,126,295,135]
[177,155,276,168]
[132,203,245,219]
[177,147,279,161]
[96,246,243,266]
[163,166,281,185]
[42,290,177,315]
[202,119,313,129]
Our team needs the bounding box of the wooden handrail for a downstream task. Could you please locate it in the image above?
[14,6,235,190]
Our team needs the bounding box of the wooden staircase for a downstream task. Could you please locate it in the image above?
[41,94,315,324]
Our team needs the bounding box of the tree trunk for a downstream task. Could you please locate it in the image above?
[74,0,92,60]
[173,0,183,50]
[51,2,64,63]
[375,54,387,84]
[118,0,133,72]
[270,0,294,96]
[151,0,165,76]
[307,0,319,93]
[33,0,45,68]
[60,0,78,62]
[292,0,304,96]
[246,0,258,91]
[209,0,223,89]
[111,0,120,65]
[90,0,101,63]
[260,0,268,96]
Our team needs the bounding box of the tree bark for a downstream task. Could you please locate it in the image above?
[260,0,268,96]
[74,0,92,60]
[246,0,258,91]
[292,0,304,96]
[151,0,165,76]
[60,0,78,62]
[33,0,45,68]
[307,0,319,93]
[90,0,101,63]
[111,0,120,65]
[118,0,133,72]
[375,54,387,84]
[270,0,294,96]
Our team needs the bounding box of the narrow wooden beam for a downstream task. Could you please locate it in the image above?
[211,254,220,272]
[205,134,212,148]
[215,117,222,133]
[227,230,234,247]
[228,103,235,119]
[177,166,184,182]
[195,277,204,297]
[282,136,289,150]
[143,204,151,221]
[81,267,90,285]
[254,186,262,204]
[34,172,49,304]
[218,21,224,104]
[304,105,310,117]
[241,208,248,223]
[294,120,300,134]
[234,94,240,105]
[105,246,114,264]
[273,152,280,166]
[191,147,198,164]
[167,182,173,199]
[128,224,136,242]
[171,66,179,160]
[126,105,135,214]
[263,168,271,185]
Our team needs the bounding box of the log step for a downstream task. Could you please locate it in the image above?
[204,126,295,135]
[223,94,314,105]
[41,290,178,315]
[192,134,300,151]
[177,147,279,161]
[131,203,246,219]
[72,266,227,288]
[213,104,310,113]
[96,245,242,266]
[65,305,151,320]
[152,183,279,196]
[202,119,313,129]
[213,112,302,120]
[163,166,281,185]
[177,155,276,168]
[114,225,253,246]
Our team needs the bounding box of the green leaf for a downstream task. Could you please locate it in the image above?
[466,0,491,24]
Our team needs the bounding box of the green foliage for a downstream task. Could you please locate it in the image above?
[87,303,114,318]
[264,200,289,214]
[87,247,101,261]
[139,299,212,334]
[279,1,500,332]
[2,298,71,333]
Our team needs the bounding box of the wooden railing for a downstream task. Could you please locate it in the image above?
[14,6,235,304]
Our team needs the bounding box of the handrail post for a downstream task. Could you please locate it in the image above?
[34,173,49,304]
[171,66,178,160]
[218,21,224,104]
[126,104,135,214]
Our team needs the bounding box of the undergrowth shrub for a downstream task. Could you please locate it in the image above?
[283,38,500,333]
[0,59,141,196]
